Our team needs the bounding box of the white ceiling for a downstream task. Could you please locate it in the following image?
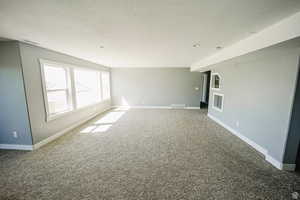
[191,12,300,71]
[0,0,300,68]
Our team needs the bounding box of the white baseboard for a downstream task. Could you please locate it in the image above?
[135,106,172,109]
[112,105,201,110]
[207,114,295,171]
[208,114,267,155]
[0,107,112,151]
[33,106,112,150]
[185,107,201,110]
[112,105,172,109]
[0,144,33,151]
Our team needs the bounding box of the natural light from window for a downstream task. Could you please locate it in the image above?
[79,109,127,134]
[40,59,111,121]
[80,125,97,134]
[94,111,125,124]
[101,72,110,100]
[44,65,72,114]
[92,124,112,133]
[74,69,101,108]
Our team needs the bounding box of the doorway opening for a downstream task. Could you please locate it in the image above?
[200,71,211,109]
[296,147,300,172]
[284,57,300,173]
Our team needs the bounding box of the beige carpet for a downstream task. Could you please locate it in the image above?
[0,108,300,200]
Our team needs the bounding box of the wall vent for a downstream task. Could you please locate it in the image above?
[170,104,186,109]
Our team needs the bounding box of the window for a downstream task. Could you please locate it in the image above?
[212,93,224,112]
[211,73,221,90]
[40,59,111,121]
[101,72,110,100]
[74,69,101,108]
[42,63,73,117]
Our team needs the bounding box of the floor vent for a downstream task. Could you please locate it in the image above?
[170,104,186,109]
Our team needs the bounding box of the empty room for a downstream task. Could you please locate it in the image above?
[1,1,300,199]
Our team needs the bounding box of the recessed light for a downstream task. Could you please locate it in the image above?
[216,46,222,50]
[193,43,201,48]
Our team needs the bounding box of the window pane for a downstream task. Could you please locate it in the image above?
[47,90,69,114]
[214,76,220,88]
[102,72,110,100]
[44,65,67,90]
[74,69,101,108]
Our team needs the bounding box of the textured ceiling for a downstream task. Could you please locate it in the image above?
[0,0,300,67]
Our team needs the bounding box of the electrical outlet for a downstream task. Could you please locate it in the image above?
[12,131,18,138]
[236,121,239,127]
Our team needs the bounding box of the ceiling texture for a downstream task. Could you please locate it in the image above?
[0,0,300,68]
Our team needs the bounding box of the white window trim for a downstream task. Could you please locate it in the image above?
[212,92,224,112]
[39,59,74,122]
[73,67,102,108]
[39,59,111,122]
[101,71,111,100]
[211,73,221,91]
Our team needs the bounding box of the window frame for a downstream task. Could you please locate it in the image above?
[212,92,224,112]
[211,73,221,90]
[40,59,74,121]
[101,71,111,100]
[39,59,110,122]
[73,67,102,109]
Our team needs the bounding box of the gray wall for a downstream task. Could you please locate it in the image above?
[111,68,202,107]
[207,42,300,163]
[0,41,32,145]
[19,43,111,144]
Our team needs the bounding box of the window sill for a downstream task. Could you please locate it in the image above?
[45,98,111,122]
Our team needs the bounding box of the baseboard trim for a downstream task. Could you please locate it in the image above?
[207,114,295,171]
[112,105,201,110]
[0,144,33,151]
[185,107,201,110]
[0,107,112,151]
[112,105,172,109]
[1,107,112,151]
[135,106,172,109]
[33,107,112,150]
[208,114,267,155]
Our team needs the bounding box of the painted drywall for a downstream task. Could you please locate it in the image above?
[0,41,32,145]
[18,43,111,144]
[283,58,300,164]
[207,41,300,163]
[111,68,202,107]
